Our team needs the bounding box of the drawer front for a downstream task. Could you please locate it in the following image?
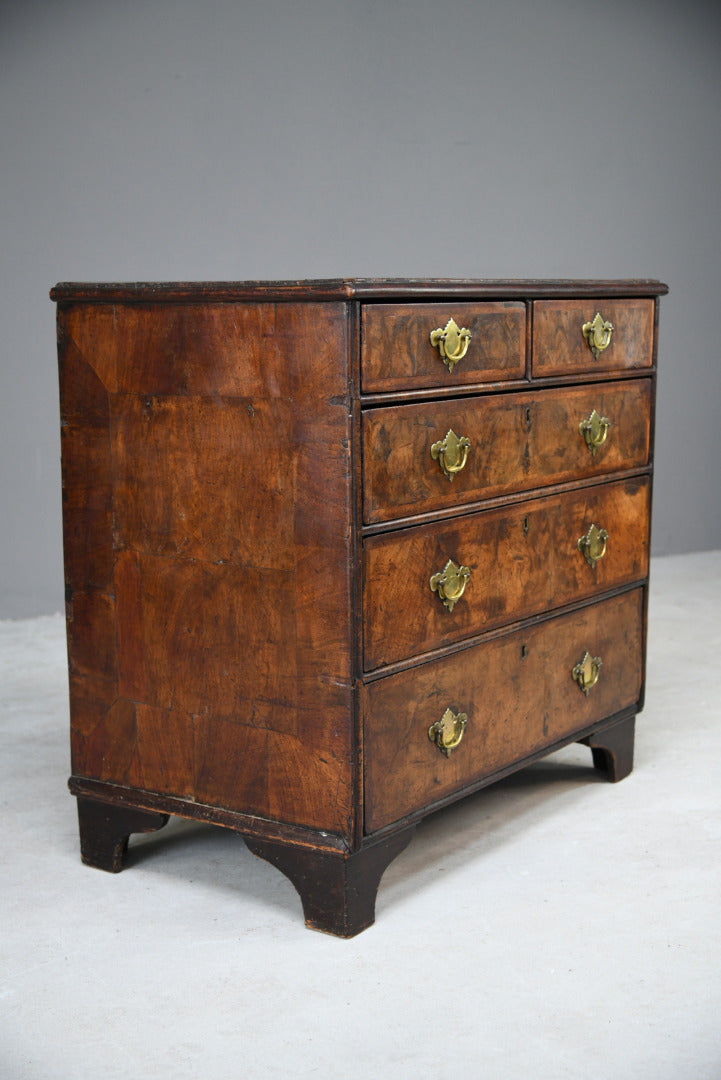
[363,476,649,670]
[363,378,651,524]
[533,299,654,376]
[364,588,644,832]
[361,302,526,392]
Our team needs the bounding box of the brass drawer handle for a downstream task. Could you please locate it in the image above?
[430,558,471,612]
[582,312,614,360]
[429,707,468,757]
[430,428,471,481]
[572,651,603,695]
[577,523,609,569]
[578,408,610,455]
[430,317,472,372]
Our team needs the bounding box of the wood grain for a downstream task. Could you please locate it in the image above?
[363,589,645,831]
[363,476,650,670]
[363,378,651,524]
[361,302,526,392]
[59,299,356,836]
[533,299,654,376]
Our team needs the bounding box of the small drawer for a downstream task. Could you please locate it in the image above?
[362,476,649,671]
[362,378,651,524]
[532,299,654,376]
[361,302,526,393]
[363,588,644,832]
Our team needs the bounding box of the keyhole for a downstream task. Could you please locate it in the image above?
[523,515,530,537]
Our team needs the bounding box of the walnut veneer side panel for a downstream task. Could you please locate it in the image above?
[59,300,355,837]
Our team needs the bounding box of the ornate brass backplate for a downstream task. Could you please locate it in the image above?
[428,707,468,757]
[430,318,472,372]
[577,522,609,569]
[429,558,471,612]
[430,428,472,481]
[572,651,603,695]
[582,312,614,360]
[578,408,610,456]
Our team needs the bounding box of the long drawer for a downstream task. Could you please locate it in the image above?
[362,379,651,524]
[363,588,645,832]
[363,476,649,670]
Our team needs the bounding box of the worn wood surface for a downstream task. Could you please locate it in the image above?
[363,378,651,524]
[59,299,355,837]
[363,589,644,831]
[361,301,526,393]
[51,279,669,304]
[532,299,655,376]
[363,476,649,670]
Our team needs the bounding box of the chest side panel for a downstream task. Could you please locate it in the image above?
[59,299,355,837]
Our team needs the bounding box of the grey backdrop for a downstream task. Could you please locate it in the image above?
[2,0,720,617]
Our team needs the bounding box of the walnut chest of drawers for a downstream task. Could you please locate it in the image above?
[52,278,667,936]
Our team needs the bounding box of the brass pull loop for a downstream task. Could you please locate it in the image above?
[430,558,471,612]
[579,409,610,456]
[430,318,472,372]
[430,428,471,481]
[429,707,468,757]
[582,312,614,360]
[578,523,609,569]
[572,651,603,695]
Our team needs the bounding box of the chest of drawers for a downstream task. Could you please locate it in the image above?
[52,278,667,936]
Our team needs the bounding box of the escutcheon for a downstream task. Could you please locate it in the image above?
[577,522,609,569]
[430,428,472,481]
[429,558,471,612]
[578,408,610,456]
[428,707,468,757]
[430,318,472,372]
[582,312,614,360]
[572,651,603,695]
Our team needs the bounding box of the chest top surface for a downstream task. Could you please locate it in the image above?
[51,278,668,303]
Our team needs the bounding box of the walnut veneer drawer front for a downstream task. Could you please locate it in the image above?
[363,476,649,670]
[361,302,526,392]
[363,378,651,524]
[533,299,654,376]
[364,589,645,832]
[53,278,666,937]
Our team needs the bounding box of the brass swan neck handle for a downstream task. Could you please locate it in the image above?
[430,318,472,372]
[430,558,471,612]
[430,429,472,481]
[582,312,614,360]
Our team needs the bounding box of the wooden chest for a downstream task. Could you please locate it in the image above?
[52,278,667,935]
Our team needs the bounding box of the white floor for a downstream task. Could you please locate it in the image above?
[2,551,720,1080]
